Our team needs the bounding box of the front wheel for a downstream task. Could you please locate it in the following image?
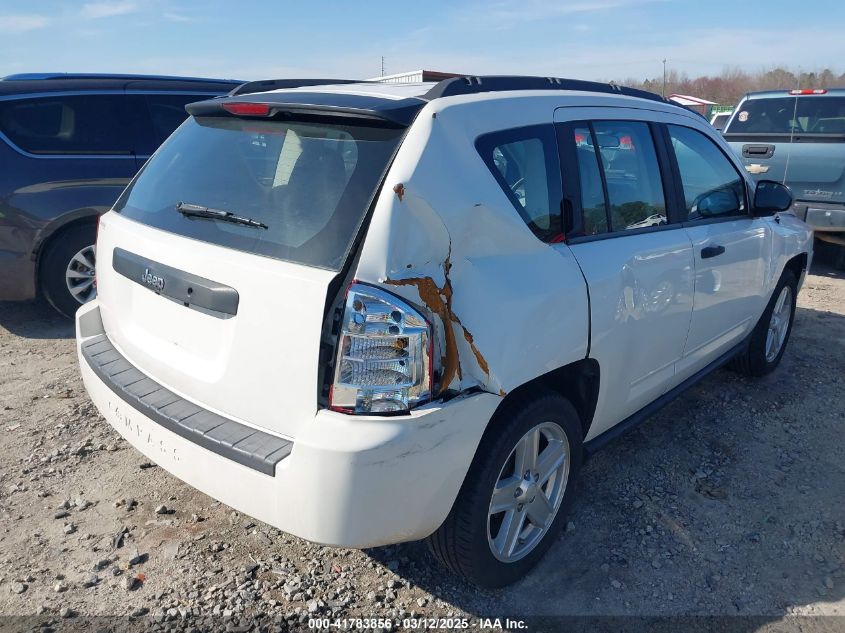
[427,392,583,588]
[733,269,798,377]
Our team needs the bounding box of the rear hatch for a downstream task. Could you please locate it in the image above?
[723,93,845,204]
[95,103,406,438]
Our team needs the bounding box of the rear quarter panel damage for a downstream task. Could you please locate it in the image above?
[355,97,590,400]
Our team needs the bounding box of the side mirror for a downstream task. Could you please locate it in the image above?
[754,180,792,216]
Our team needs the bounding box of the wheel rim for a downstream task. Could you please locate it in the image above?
[765,285,792,362]
[65,245,97,305]
[487,422,570,563]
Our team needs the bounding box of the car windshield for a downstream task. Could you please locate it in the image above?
[114,116,403,270]
[725,95,845,135]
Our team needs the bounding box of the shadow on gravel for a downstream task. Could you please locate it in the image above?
[365,306,845,624]
[0,299,74,339]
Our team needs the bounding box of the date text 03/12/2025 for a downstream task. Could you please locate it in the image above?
[307,618,528,630]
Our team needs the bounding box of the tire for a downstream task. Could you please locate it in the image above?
[39,224,97,319]
[427,391,583,588]
[732,269,798,377]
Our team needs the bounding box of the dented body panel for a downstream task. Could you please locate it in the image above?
[355,95,591,398]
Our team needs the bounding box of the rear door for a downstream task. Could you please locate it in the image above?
[96,111,405,439]
[666,123,772,381]
[555,107,695,438]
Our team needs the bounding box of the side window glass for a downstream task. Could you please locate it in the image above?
[572,126,608,234]
[477,125,562,241]
[668,125,746,220]
[144,94,212,147]
[592,121,667,231]
[0,95,140,155]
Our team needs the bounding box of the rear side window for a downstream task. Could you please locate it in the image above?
[477,125,563,241]
[0,94,142,155]
[115,116,403,270]
[572,121,667,233]
[725,96,845,135]
[668,125,746,220]
[143,94,214,149]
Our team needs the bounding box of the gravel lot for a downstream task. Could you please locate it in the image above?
[0,260,843,630]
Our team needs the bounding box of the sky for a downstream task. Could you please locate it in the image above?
[0,0,843,83]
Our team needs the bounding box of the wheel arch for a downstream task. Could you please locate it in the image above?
[490,358,601,443]
[783,251,808,284]
[33,211,100,292]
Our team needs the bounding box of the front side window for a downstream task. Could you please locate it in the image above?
[477,125,562,241]
[668,125,746,220]
[0,94,142,155]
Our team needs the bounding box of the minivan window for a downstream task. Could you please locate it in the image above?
[590,121,667,231]
[0,94,141,155]
[725,96,845,135]
[143,94,214,149]
[668,125,746,220]
[477,125,563,241]
[114,116,403,270]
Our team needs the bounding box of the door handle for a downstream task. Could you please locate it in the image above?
[701,245,726,259]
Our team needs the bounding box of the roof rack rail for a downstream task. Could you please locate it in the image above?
[229,78,365,97]
[423,75,673,106]
[1,73,242,83]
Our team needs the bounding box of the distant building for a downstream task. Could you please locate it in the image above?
[668,94,718,117]
[368,70,464,84]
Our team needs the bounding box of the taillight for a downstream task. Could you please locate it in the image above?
[330,283,431,414]
[788,89,827,95]
[222,102,271,116]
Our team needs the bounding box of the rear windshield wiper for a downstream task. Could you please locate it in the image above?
[176,202,268,230]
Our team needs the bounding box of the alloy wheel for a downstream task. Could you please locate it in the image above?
[487,422,570,563]
[65,245,97,305]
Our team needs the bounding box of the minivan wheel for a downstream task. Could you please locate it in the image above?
[40,224,97,319]
[427,392,583,588]
[733,269,798,377]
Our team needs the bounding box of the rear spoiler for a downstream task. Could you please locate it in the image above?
[186,93,424,128]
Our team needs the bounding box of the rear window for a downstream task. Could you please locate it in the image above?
[725,96,845,135]
[0,94,143,155]
[114,116,402,270]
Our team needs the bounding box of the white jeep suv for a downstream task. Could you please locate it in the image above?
[76,76,812,587]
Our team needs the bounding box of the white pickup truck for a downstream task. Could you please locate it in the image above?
[76,76,813,587]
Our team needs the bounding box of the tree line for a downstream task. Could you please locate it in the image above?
[616,67,845,106]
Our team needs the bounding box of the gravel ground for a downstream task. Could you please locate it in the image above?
[0,260,843,630]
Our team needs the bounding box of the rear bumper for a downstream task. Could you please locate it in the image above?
[793,201,845,234]
[76,300,500,548]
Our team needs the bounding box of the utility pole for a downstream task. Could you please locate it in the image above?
[662,59,667,97]
[381,56,385,78]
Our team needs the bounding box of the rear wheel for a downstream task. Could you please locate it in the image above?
[40,224,97,319]
[733,269,798,377]
[427,392,582,588]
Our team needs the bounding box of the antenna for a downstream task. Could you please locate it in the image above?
[662,59,667,98]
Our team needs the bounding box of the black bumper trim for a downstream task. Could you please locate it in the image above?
[82,334,292,476]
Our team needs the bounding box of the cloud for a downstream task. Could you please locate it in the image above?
[81,1,137,19]
[0,14,49,32]
[163,11,193,23]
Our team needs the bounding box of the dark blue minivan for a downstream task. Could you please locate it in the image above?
[0,74,241,316]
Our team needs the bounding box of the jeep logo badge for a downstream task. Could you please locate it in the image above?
[141,268,165,292]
